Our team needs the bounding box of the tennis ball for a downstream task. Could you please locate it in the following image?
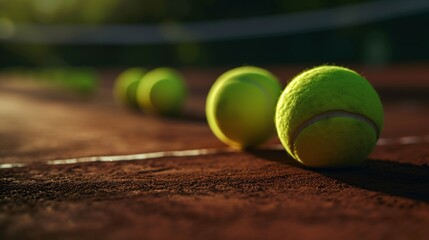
[206,66,282,149]
[136,67,187,116]
[275,65,384,168]
[67,68,98,96]
[113,67,146,109]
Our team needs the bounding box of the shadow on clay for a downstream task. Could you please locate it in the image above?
[248,149,429,203]
[321,158,429,203]
[247,149,302,167]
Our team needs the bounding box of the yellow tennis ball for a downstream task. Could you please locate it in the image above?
[206,66,282,149]
[113,67,146,109]
[136,68,187,116]
[275,65,384,168]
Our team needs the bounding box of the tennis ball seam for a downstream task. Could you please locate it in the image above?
[289,110,379,159]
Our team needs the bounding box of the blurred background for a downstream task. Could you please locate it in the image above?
[0,0,428,68]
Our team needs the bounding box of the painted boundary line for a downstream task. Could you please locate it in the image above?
[1,135,428,169]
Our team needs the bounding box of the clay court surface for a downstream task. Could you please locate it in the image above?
[1,66,429,240]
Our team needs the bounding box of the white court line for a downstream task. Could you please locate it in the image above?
[0,163,26,169]
[398,136,422,145]
[1,135,428,169]
[0,148,237,169]
[46,148,235,165]
[376,138,395,146]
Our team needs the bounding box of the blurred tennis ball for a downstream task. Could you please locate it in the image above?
[206,66,282,149]
[34,68,97,95]
[69,68,98,96]
[136,67,187,116]
[113,67,146,109]
[275,65,384,168]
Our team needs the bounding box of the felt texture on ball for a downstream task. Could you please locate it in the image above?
[275,65,384,168]
[206,66,282,149]
[113,67,146,109]
[136,68,187,116]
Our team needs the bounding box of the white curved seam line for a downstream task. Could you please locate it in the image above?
[290,110,379,157]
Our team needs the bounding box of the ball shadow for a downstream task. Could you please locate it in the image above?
[129,109,207,123]
[175,112,207,123]
[321,159,429,203]
[247,148,302,168]
[249,149,429,203]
